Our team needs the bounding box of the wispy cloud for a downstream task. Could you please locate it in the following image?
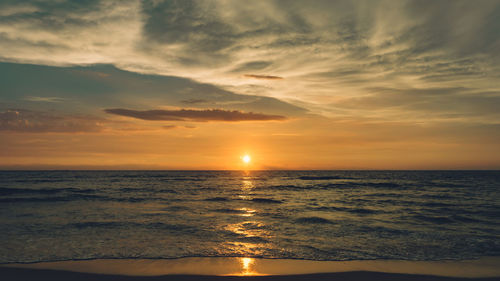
[162,124,197,130]
[162,125,177,130]
[1,0,497,122]
[244,74,283,80]
[181,99,208,104]
[104,108,287,122]
[0,62,306,117]
[24,96,66,103]
[0,109,103,133]
[334,87,500,122]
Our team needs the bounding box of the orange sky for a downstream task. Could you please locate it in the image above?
[2,114,498,169]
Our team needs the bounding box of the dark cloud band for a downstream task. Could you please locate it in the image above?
[244,74,283,80]
[105,108,287,122]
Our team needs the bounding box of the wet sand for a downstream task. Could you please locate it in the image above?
[2,257,499,281]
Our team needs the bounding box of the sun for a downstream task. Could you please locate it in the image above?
[242,155,251,164]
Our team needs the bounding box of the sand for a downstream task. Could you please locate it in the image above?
[2,257,500,281]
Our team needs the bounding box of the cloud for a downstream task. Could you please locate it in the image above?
[0,0,499,126]
[24,96,66,103]
[231,61,273,72]
[162,125,177,130]
[162,124,197,130]
[141,0,235,54]
[244,74,283,80]
[332,87,500,123]
[0,62,306,117]
[181,99,208,104]
[104,108,287,122]
[0,109,103,133]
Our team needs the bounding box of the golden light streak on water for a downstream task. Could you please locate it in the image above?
[239,257,257,276]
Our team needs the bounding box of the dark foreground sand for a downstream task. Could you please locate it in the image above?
[2,257,499,281]
[2,267,500,281]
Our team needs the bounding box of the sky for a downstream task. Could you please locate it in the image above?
[1,0,499,170]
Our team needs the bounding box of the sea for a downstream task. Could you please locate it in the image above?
[0,170,499,264]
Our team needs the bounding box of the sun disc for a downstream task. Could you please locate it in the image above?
[242,155,251,163]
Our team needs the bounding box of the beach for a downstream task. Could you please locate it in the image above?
[2,257,500,280]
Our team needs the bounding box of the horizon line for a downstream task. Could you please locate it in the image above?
[1,168,499,171]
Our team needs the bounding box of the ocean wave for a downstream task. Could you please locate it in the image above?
[361,182,402,188]
[70,221,197,232]
[311,206,383,214]
[211,208,248,214]
[266,181,403,191]
[420,201,455,207]
[267,184,311,190]
[451,215,490,224]
[0,187,95,195]
[313,182,402,190]
[419,194,455,200]
[1,170,499,264]
[121,174,165,178]
[248,198,283,204]
[0,194,105,203]
[119,187,177,193]
[0,194,177,203]
[295,217,334,224]
[365,192,403,198]
[204,197,229,201]
[408,215,455,224]
[224,235,269,244]
[298,176,349,180]
[4,178,69,183]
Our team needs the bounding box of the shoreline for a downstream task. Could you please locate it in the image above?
[2,269,500,281]
[2,257,499,280]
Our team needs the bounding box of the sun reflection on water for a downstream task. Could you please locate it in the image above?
[222,172,267,276]
[242,179,254,189]
[239,257,257,276]
[238,207,256,217]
